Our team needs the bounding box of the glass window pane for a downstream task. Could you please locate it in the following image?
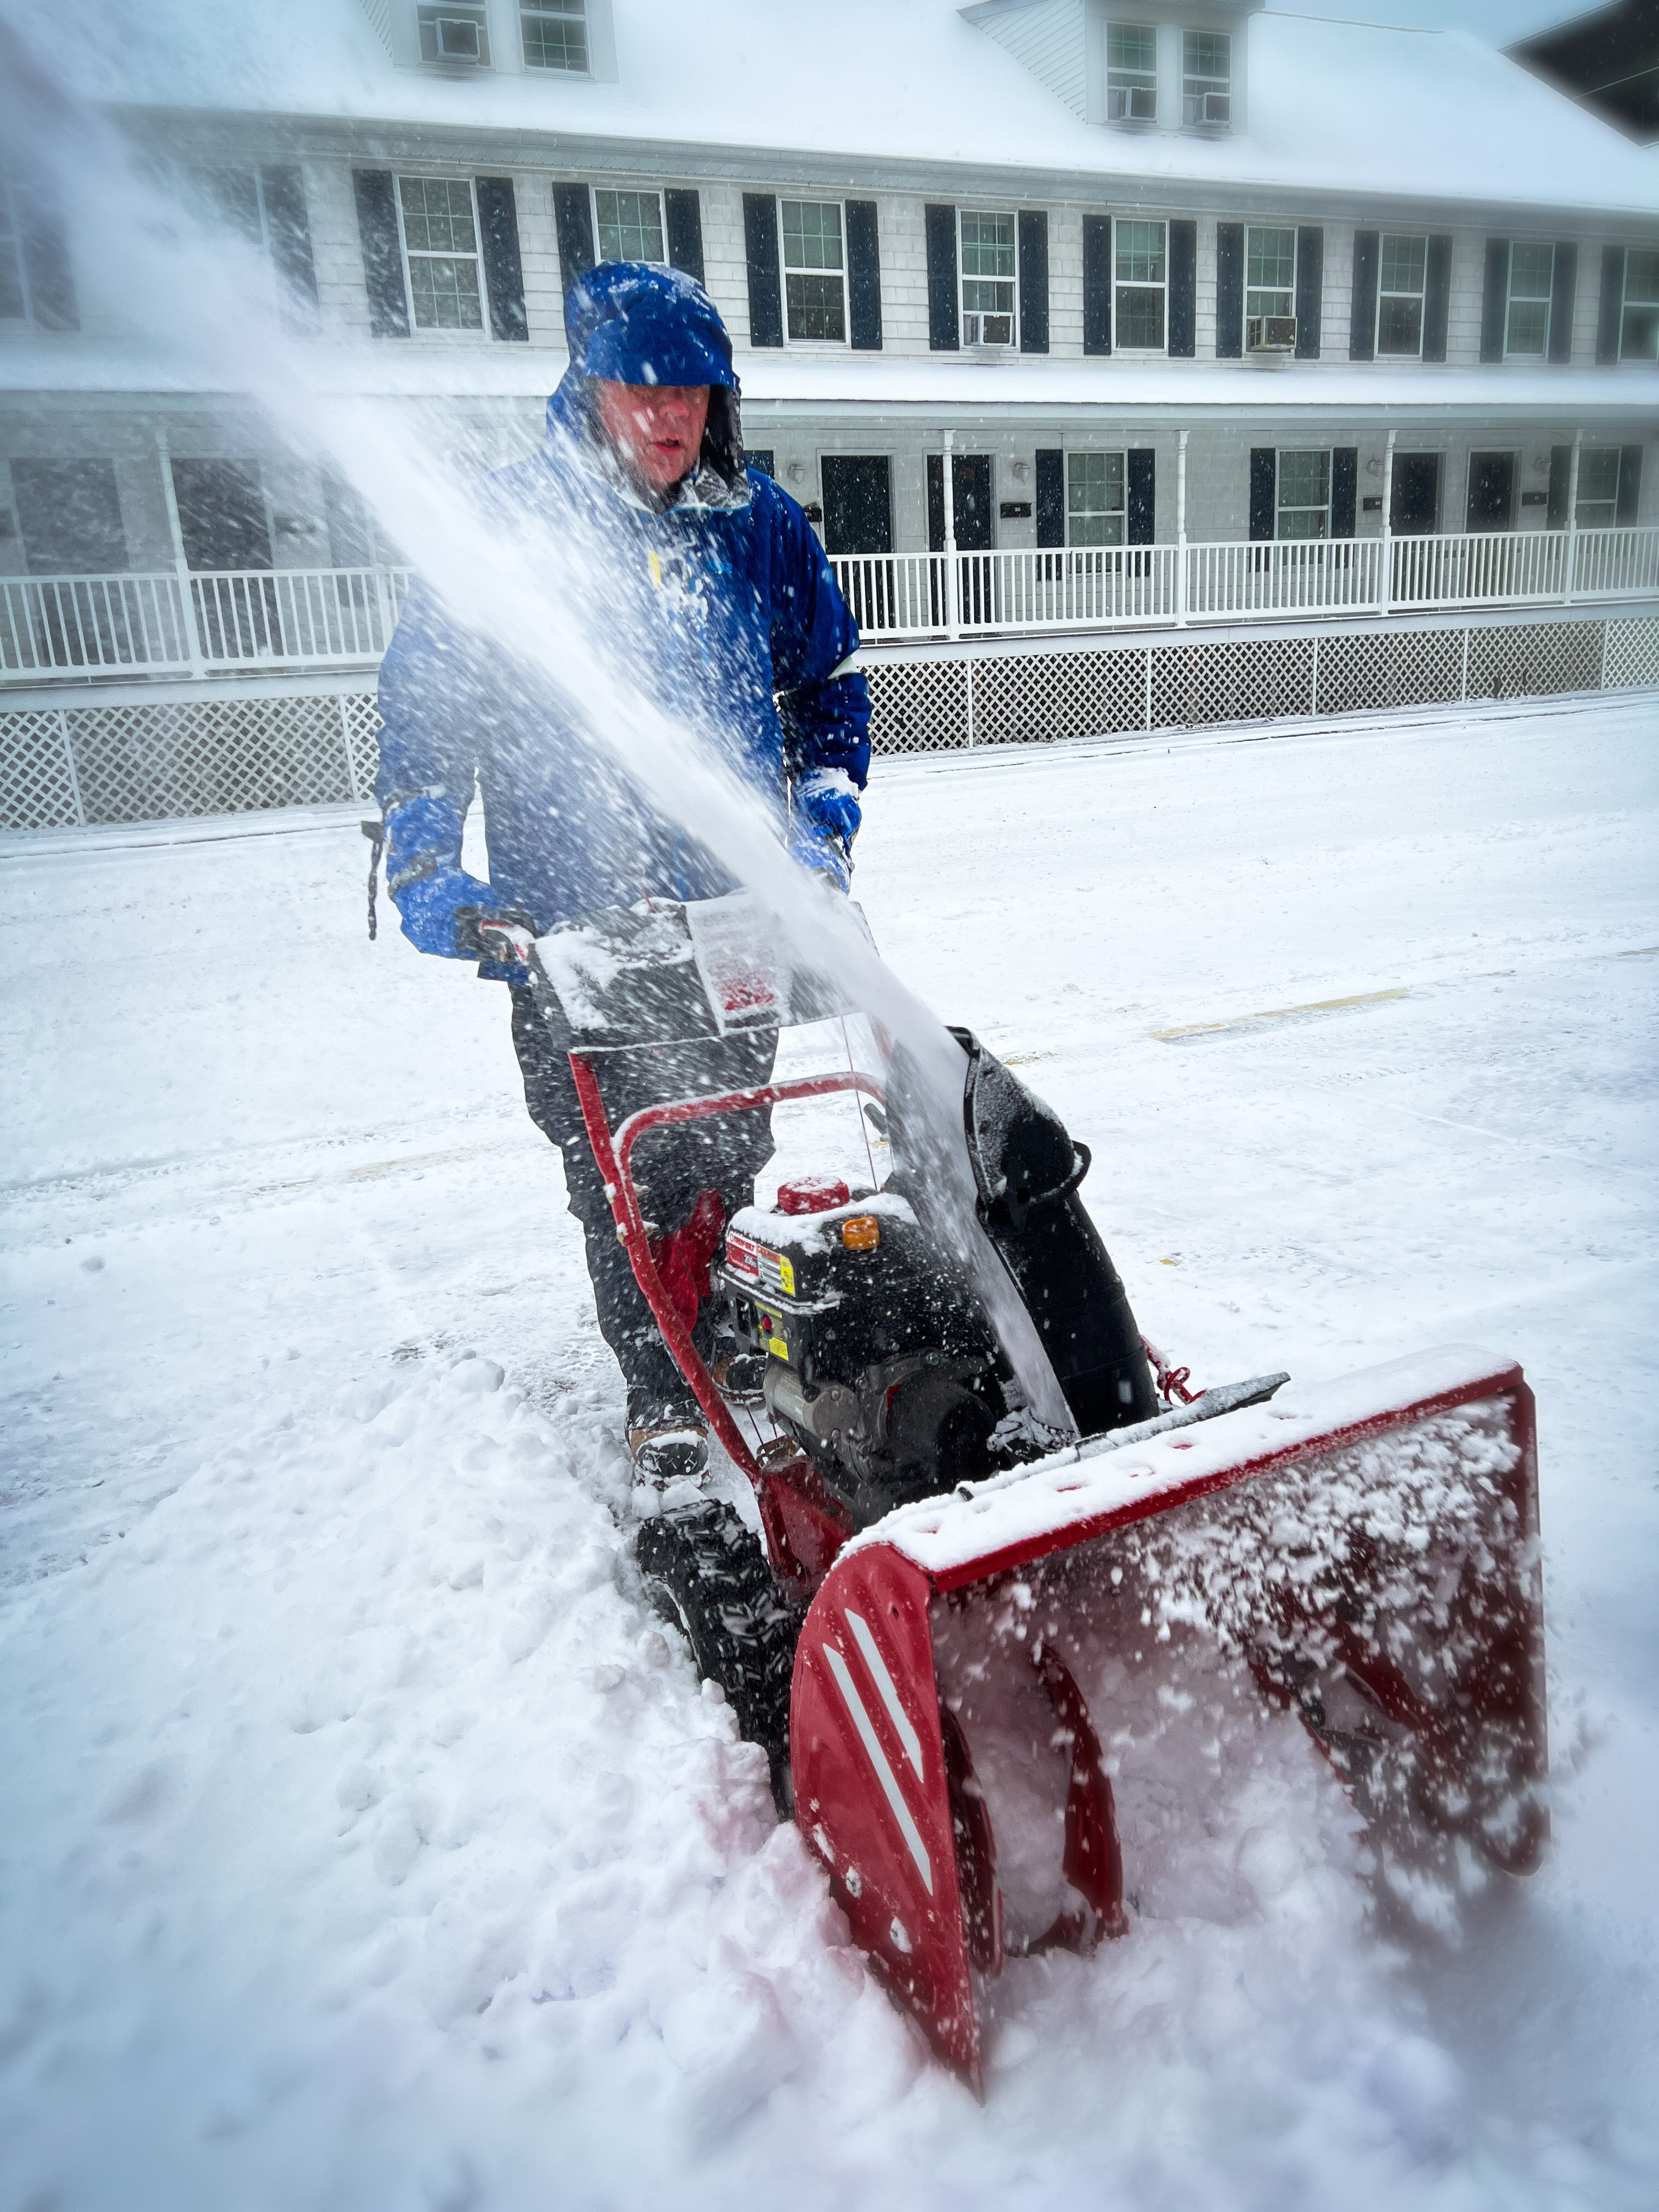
[1576,452,1620,522]
[961,212,1015,278]
[1379,235,1426,295]
[399,177,475,256]
[1506,298,1548,355]
[1115,286,1164,348]
[785,273,846,342]
[1278,451,1330,508]
[522,2,587,71]
[1184,30,1229,77]
[1115,219,1165,284]
[1108,24,1156,74]
[781,201,843,273]
[409,255,483,330]
[1508,243,1553,300]
[1626,249,1659,303]
[594,189,664,263]
[1246,229,1295,291]
[1277,507,1328,540]
[1377,295,1424,355]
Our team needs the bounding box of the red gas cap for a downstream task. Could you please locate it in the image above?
[775,1176,851,1216]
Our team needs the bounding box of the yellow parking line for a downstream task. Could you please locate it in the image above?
[1152,987,1410,1042]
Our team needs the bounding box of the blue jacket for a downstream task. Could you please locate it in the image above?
[375,263,870,973]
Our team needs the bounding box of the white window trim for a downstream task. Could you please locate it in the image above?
[393,173,488,340]
[0,177,36,327]
[1275,447,1334,541]
[1620,247,1659,363]
[1244,223,1297,325]
[1376,233,1429,362]
[1104,22,1159,127]
[777,195,850,349]
[1064,448,1128,548]
[1504,241,1554,362]
[520,0,591,77]
[1113,215,1168,356]
[1181,29,1232,131]
[958,207,1020,351]
[590,183,667,267]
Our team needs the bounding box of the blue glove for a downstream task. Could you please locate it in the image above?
[789,819,853,894]
[793,768,863,847]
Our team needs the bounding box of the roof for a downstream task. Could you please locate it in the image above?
[16,0,1659,222]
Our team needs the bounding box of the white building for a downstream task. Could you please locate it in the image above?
[2,0,1657,826]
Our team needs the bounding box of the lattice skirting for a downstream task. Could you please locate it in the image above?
[3,615,1652,831]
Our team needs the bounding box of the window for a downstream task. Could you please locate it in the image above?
[397,176,483,331]
[1277,450,1331,539]
[1246,227,1295,322]
[11,459,127,573]
[1114,218,1166,350]
[417,3,489,65]
[742,449,775,478]
[1506,244,1553,357]
[780,200,847,342]
[0,179,30,323]
[522,0,588,71]
[1182,31,1231,127]
[1066,452,1125,546]
[960,211,1017,346]
[594,188,664,264]
[1621,248,1659,360]
[1377,234,1427,357]
[1575,449,1621,527]
[1107,25,1158,121]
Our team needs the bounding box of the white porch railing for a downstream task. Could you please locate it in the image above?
[2,528,1657,684]
[0,565,413,681]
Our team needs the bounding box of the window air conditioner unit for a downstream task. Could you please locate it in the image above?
[1246,314,1297,352]
[435,13,484,59]
[1107,84,1158,122]
[1200,91,1231,125]
[963,312,1015,347]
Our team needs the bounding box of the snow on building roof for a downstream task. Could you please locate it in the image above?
[18,0,1659,222]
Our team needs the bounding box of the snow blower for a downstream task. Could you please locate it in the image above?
[515,895,1547,2095]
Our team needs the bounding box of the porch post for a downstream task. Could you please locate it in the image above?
[155,424,206,679]
[1564,428,1583,605]
[1176,427,1188,627]
[943,427,958,642]
[1380,429,1396,615]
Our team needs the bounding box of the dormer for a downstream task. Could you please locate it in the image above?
[963,0,1260,135]
[360,0,618,81]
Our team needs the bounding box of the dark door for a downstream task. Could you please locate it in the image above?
[1466,452,1516,532]
[170,460,273,571]
[12,459,127,573]
[927,453,994,551]
[821,455,893,554]
[1390,453,1441,534]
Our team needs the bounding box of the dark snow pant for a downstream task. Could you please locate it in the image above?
[509,985,777,1425]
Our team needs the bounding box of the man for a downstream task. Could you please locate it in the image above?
[373,262,870,1494]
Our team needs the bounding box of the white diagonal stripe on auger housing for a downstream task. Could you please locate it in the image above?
[821,1642,934,1895]
[845,1609,924,1779]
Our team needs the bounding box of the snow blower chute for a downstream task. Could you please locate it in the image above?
[516,896,1547,2095]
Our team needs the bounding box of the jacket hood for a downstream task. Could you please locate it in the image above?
[546,262,747,493]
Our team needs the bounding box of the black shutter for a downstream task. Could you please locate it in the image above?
[1249,448,1277,541]
[1548,242,1576,364]
[925,204,959,351]
[1423,235,1452,362]
[1350,229,1378,361]
[1596,245,1624,364]
[743,193,783,348]
[1018,208,1049,353]
[1480,240,1509,363]
[1215,221,1244,358]
[664,188,704,284]
[846,199,883,350]
[1167,219,1196,358]
[1617,445,1643,524]
[1295,226,1323,359]
[553,183,596,298]
[1035,449,1065,547]
[926,455,945,551]
[259,166,318,308]
[1127,449,1155,544]
[476,178,528,341]
[353,170,409,338]
[1331,447,1358,538]
[1546,445,1571,528]
[15,177,79,332]
[1083,215,1111,354]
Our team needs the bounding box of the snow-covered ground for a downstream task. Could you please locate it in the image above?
[2,692,1656,2210]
